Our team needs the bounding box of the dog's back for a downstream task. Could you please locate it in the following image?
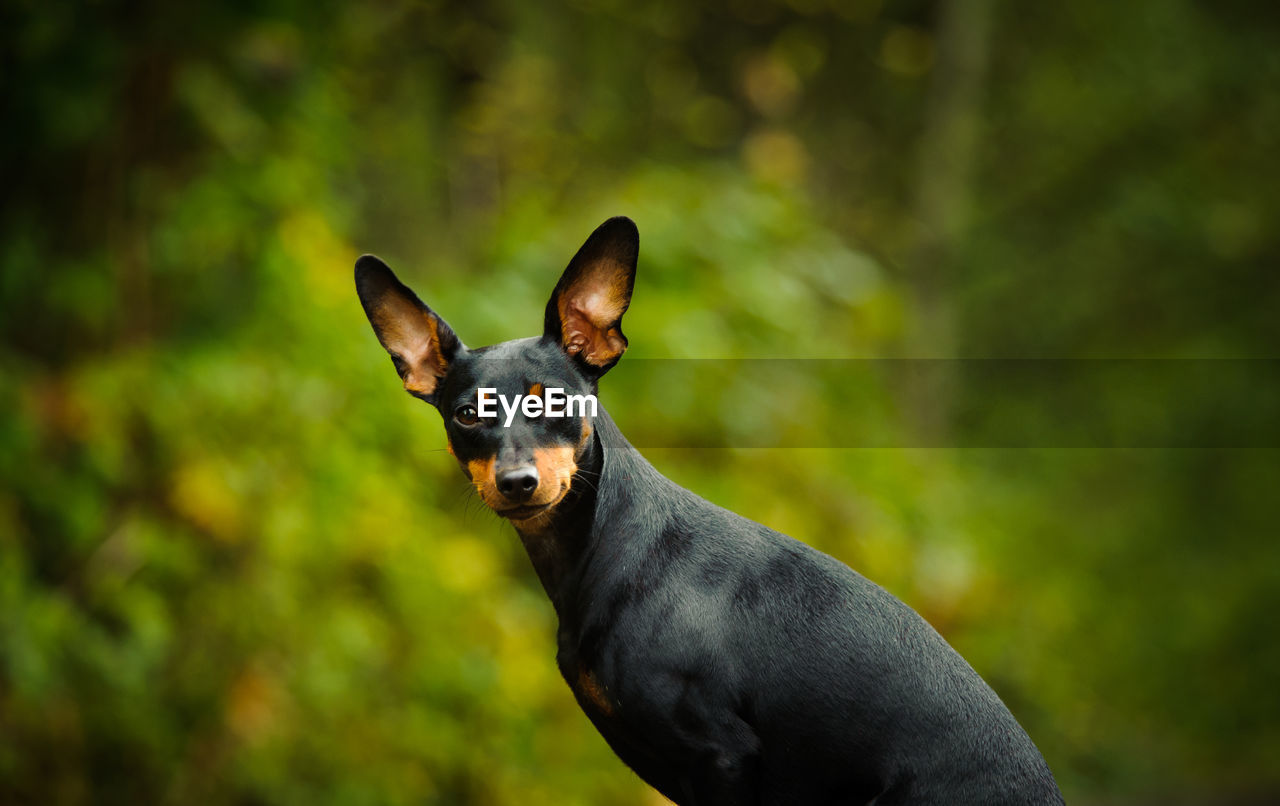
[566,411,1063,805]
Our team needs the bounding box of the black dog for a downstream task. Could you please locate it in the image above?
[355,217,1064,805]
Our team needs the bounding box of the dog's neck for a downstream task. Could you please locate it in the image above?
[511,412,607,614]
[511,406,665,618]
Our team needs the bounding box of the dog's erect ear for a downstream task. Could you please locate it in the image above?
[544,216,638,375]
[355,255,463,404]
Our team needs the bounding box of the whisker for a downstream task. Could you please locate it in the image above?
[571,471,599,493]
[450,482,473,508]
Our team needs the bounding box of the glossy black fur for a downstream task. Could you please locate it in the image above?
[355,218,1065,805]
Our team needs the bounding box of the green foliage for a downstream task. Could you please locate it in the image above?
[2,1,1278,804]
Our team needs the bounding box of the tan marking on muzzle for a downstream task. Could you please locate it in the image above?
[465,456,495,486]
[499,444,577,527]
[463,444,577,522]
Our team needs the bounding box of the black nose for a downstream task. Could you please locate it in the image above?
[496,466,539,502]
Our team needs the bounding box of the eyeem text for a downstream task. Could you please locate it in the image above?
[477,387,598,427]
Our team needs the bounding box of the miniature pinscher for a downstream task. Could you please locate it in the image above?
[355,217,1064,805]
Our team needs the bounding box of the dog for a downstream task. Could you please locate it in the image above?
[354,216,1065,805]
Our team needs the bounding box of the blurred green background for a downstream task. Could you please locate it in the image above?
[2,0,1278,804]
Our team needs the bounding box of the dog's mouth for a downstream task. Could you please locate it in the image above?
[495,483,570,522]
[496,503,551,520]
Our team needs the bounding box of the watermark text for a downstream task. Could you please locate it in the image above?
[477,387,598,427]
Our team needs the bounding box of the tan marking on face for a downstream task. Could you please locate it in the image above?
[465,456,494,487]
[464,445,576,524]
[532,444,576,496]
[498,444,576,529]
[528,382,544,397]
[577,668,615,716]
[446,439,455,457]
[578,417,593,452]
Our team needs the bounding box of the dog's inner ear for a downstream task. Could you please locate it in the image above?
[355,255,461,401]
[555,268,629,366]
[545,217,638,373]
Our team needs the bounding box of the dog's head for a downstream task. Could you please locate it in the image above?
[355,217,637,527]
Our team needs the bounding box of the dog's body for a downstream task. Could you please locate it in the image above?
[355,218,1064,805]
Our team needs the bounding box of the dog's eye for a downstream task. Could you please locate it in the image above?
[454,404,480,426]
